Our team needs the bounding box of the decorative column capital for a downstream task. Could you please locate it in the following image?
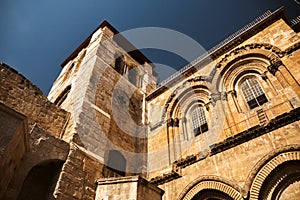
[210,92,221,101]
[167,118,174,127]
[174,118,179,127]
[260,71,268,80]
[268,57,283,75]
[226,90,236,97]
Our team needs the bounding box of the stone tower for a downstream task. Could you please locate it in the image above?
[48,21,157,176]
[1,7,300,200]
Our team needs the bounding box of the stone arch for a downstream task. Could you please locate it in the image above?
[215,43,284,92]
[177,176,244,200]
[221,58,268,92]
[248,145,300,200]
[3,128,70,199]
[17,159,64,200]
[164,82,211,121]
[171,85,211,119]
[216,43,283,71]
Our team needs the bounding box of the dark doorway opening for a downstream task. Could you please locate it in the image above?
[17,160,64,200]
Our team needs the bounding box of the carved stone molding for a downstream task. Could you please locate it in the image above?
[249,151,300,200]
[216,43,283,69]
[150,169,182,185]
[267,56,283,75]
[167,118,174,127]
[210,107,300,155]
[178,177,244,200]
[260,71,268,80]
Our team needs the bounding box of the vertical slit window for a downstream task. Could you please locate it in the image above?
[54,85,71,106]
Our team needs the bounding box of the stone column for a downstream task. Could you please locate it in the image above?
[268,58,289,88]
[166,118,174,164]
[224,90,238,134]
[260,71,278,96]
[173,118,180,161]
[268,58,300,107]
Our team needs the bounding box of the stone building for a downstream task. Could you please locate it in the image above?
[1,6,300,200]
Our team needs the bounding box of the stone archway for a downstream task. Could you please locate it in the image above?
[249,151,300,200]
[17,159,64,200]
[258,160,300,200]
[178,177,244,200]
[191,189,235,200]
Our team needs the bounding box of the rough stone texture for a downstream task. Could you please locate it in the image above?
[0,8,300,200]
[54,144,104,200]
[0,103,27,199]
[0,62,69,137]
[147,9,300,200]
[47,25,154,176]
[3,125,70,199]
[95,176,164,200]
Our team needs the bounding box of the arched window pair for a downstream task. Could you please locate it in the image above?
[187,77,267,138]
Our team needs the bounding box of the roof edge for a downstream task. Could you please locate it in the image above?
[60,20,151,67]
[146,6,292,101]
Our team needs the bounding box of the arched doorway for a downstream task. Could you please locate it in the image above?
[249,150,300,200]
[178,178,244,200]
[258,160,300,200]
[17,159,64,200]
[191,189,234,200]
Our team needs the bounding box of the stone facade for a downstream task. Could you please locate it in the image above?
[0,7,300,200]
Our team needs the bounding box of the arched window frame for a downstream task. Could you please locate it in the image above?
[186,103,209,137]
[236,75,268,110]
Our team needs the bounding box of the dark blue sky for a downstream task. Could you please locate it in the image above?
[1,0,299,94]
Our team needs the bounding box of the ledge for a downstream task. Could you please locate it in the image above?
[150,106,300,185]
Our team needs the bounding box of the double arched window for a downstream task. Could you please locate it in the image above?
[240,77,268,109]
[190,105,208,136]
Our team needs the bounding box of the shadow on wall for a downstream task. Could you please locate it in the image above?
[17,159,64,200]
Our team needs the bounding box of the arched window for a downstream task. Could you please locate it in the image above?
[191,106,208,136]
[240,77,268,109]
[115,56,126,75]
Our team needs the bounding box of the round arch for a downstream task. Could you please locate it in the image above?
[248,148,300,200]
[216,43,283,72]
[165,83,211,120]
[215,43,283,92]
[177,176,244,200]
[17,159,64,200]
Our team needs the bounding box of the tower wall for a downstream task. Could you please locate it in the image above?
[48,23,156,175]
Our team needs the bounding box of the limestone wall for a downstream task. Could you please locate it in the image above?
[158,121,300,199]
[3,125,70,199]
[95,176,164,200]
[146,15,300,200]
[0,103,27,199]
[0,62,69,137]
[47,24,153,175]
[54,144,104,200]
[147,16,300,174]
